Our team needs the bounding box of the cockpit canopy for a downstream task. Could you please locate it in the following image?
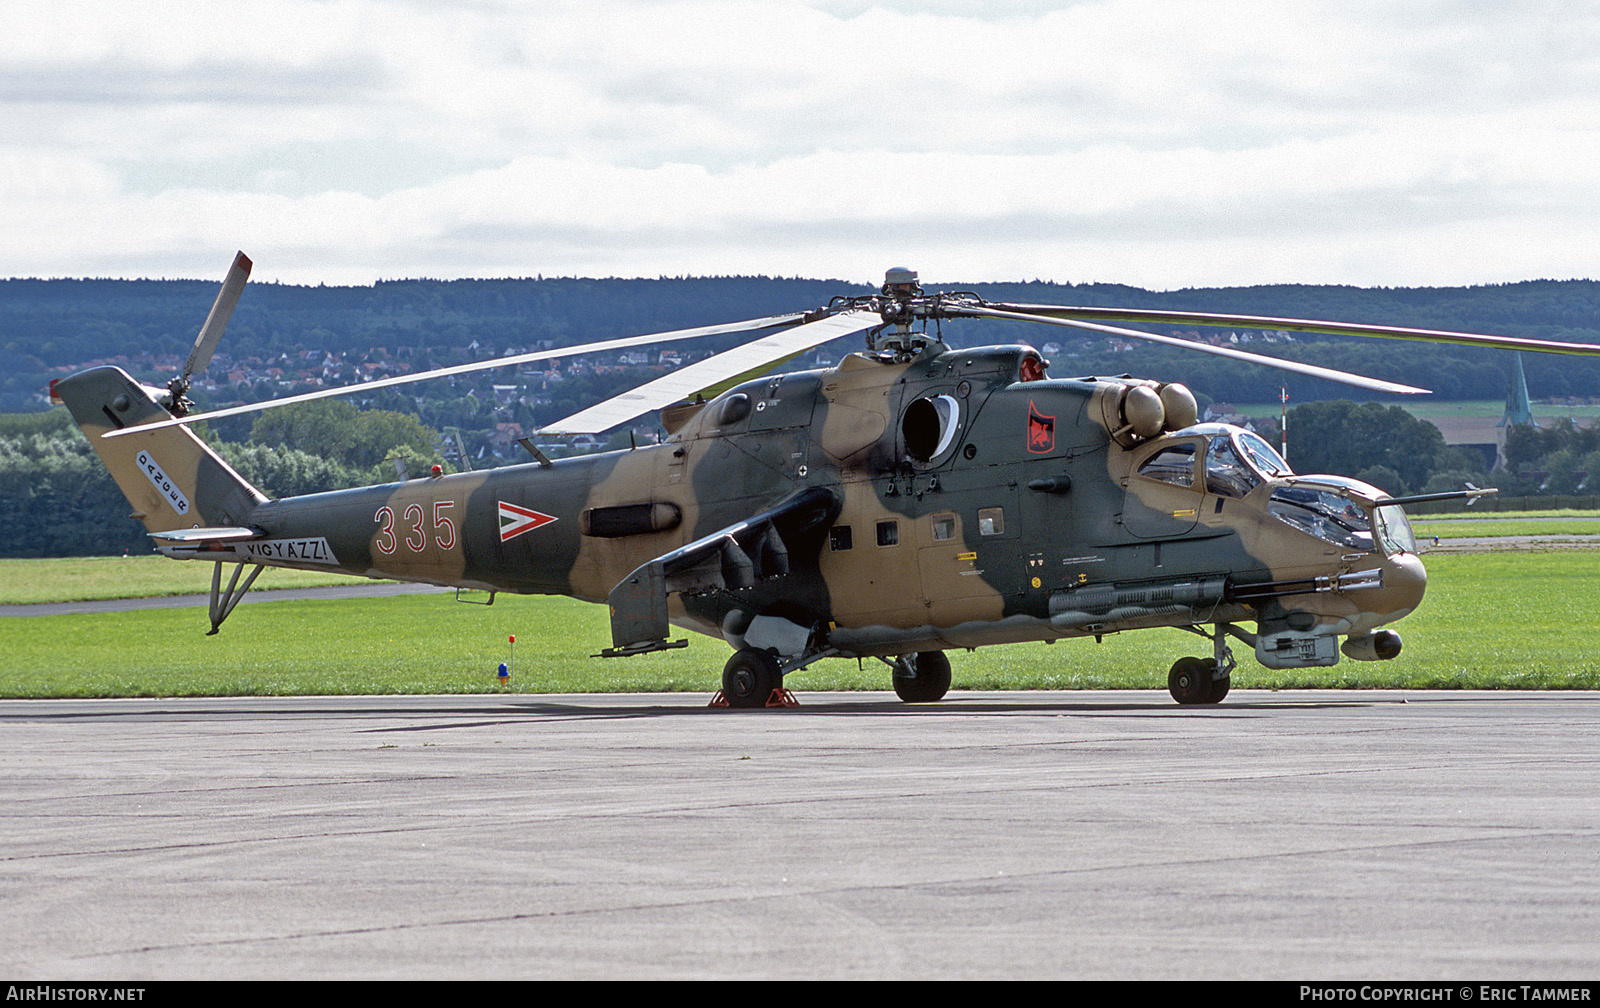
[1269,476,1417,556]
[1134,424,1416,556]
[1135,424,1291,498]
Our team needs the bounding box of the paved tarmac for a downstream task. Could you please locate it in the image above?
[2,689,1598,980]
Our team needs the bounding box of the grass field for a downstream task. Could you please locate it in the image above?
[0,555,374,604]
[1,551,1596,697]
[1412,517,1600,538]
[1410,509,1600,539]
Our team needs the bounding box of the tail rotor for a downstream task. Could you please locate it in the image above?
[166,251,252,416]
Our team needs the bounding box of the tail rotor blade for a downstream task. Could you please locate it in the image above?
[183,251,252,381]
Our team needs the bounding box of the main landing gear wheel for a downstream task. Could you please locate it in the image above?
[892,650,952,703]
[1168,656,1229,705]
[722,648,783,708]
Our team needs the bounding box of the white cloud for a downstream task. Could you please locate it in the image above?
[2,0,1596,286]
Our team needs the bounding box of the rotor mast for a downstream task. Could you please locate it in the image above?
[867,266,948,360]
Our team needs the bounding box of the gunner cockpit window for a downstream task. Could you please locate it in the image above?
[1268,487,1375,551]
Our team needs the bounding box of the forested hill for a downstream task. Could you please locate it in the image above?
[3,274,1598,414]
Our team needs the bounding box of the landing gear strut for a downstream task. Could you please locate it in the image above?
[1169,624,1241,705]
[206,561,264,635]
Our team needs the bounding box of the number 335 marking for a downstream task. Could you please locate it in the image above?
[375,501,456,554]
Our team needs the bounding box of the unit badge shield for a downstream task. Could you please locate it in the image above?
[1027,401,1055,454]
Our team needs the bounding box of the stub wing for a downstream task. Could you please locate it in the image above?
[602,487,839,657]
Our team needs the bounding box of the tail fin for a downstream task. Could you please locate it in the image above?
[55,366,267,534]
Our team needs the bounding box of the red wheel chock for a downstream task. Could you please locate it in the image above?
[708,689,800,708]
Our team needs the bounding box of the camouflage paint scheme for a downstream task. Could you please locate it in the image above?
[57,332,1426,705]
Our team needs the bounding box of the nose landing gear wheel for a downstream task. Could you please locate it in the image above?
[1168,656,1229,705]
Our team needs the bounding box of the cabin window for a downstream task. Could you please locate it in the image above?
[932,514,956,541]
[829,526,853,551]
[977,507,1005,536]
[876,520,900,546]
[1136,443,1197,488]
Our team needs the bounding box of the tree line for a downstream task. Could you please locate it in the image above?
[5,274,1599,413]
[1272,402,1491,499]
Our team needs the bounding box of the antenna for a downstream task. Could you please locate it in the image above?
[1280,386,1289,463]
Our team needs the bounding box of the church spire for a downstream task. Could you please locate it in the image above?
[1500,351,1535,428]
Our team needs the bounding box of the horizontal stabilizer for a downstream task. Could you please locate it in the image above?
[149,526,263,559]
[149,527,262,544]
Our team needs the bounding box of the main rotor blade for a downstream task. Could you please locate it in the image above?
[105,311,811,439]
[183,251,252,381]
[959,304,1431,395]
[989,302,1600,356]
[540,310,878,435]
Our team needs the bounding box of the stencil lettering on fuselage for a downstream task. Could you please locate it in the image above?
[135,450,190,515]
[239,537,338,565]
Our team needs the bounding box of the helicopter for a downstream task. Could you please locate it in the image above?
[52,256,1600,706]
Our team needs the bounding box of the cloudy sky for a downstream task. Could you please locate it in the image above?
[4,0,1597,289]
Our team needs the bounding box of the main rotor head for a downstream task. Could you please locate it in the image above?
[845,266,982,361]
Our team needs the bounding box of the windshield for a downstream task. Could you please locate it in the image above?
[1237,431,1292,477]
[1373,504,1417,555]
[1268,486,1376,552]
[1206,434,1260,497]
